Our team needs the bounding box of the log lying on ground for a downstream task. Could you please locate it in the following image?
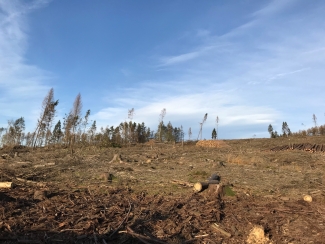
[193,182,210,192]
[34,162,56,168]
[194,173,221,192]
[15,178,46,187]
[0,182,13,188]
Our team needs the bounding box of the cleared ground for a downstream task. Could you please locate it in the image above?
[1,136,325,243]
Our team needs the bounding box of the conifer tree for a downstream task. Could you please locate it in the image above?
[64,93,83,154]
[33,88,59,147]
[88,120,97,144]
[1,117,25,146]
[212,128,217,140]
[51,120,63,144]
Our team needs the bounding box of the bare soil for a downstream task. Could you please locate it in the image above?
[1,136,325,243]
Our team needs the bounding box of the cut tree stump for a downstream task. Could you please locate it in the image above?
[108,154,123,163]
[205,184,224,198]
[0,182,13,188]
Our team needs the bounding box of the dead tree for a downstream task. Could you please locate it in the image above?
[312,114,317,127]
[158,108,166,142]
[188,127,192,141]
[216,116,219,140]
[127,108,135,143]
[197,113,208,140]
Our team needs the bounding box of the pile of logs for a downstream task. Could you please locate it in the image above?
[196,140,229,148]
[270,143,325,153]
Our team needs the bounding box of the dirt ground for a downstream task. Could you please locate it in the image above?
[1,136,325,243]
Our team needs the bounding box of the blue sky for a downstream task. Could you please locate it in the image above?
[1,0,325,139]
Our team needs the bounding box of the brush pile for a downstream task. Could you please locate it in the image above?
[196,140,229,148]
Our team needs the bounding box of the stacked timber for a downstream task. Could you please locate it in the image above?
[270,143,325,153]
[196,140,229,148]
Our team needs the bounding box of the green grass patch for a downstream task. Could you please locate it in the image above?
[224,185,236,196]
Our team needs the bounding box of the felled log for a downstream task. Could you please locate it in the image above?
[15,177,46,187]
[303,143,313,151]
[33,162,56,168]
[193,182,209,192]
[296,144,304,150]
[0,182,13,188]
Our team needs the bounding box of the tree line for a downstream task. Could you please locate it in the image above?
[0,89,186,152]
[268,114,325,138]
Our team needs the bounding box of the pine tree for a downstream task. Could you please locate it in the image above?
[281,122,291,137]
[88,120,97,144]
[64,93,83,154]
[33,88,59,147]
[1,117,25,146]
[212,128,217,140]
[51,120,63,144]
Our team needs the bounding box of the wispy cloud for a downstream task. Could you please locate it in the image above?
[0,0,52,127]
[159,45,216,66]
[96,0,325,138]
[94,82,279,139]
[252,0,296,18]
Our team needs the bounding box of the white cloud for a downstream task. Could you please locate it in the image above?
[95,0,325,138]
[94,83,279,139]
[0,0,52,128]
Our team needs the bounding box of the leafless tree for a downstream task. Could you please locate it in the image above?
[188,127,192,141]
[127,108,135,143]
[312,114,317,127]
[216,116,219,140]
[197,113,208,140]
[158,108,166,141]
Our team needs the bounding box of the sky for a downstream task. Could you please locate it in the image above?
[1,0,325,140]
